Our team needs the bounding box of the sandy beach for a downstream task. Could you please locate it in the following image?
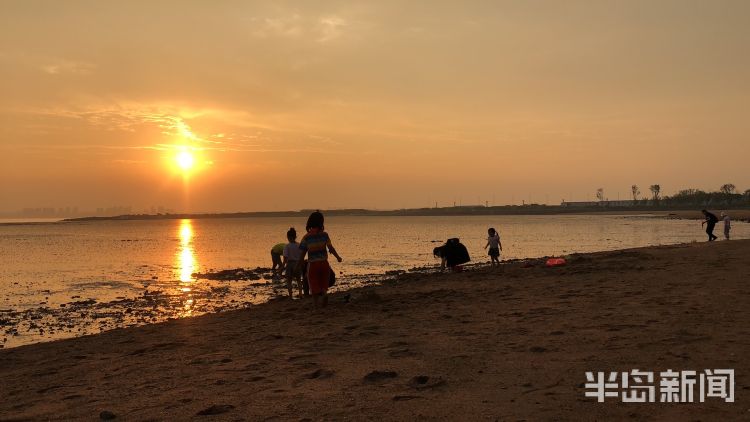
[1,240,749,421]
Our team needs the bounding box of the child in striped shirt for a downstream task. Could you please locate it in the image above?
[297,211,342,308]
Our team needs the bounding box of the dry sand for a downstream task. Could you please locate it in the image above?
[1,240,749,421]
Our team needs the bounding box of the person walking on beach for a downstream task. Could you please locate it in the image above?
[297,211,342,308]
[721,212,731,240]
[701,209,719,241]
[283,227,303,298]
[270,242,286,277]
[484,227,503,267]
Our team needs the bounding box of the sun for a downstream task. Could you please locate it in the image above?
[175,150,195,171]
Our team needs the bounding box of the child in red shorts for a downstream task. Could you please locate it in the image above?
[297,211,342,308]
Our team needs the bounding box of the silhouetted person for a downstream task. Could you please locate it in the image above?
[721,212,731,240]
[433,238,471,271]
[270,242,286,277]
[296,211,342,308]
[484,227,503,267]
[282,227,302,298]
[701,209,719,241]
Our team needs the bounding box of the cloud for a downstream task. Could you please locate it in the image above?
[41,60,96,75]
[4,103,353,157]
[251,14,304,38]
[317,16,348,42]
[250,13,349,43]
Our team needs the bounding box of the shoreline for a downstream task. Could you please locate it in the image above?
[1,208,749,226]
[2,240,749,420]
[60,208,750,223]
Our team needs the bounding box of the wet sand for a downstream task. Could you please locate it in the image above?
[660,209,750,222]
[1,240,749,421]
[569,209,750,222]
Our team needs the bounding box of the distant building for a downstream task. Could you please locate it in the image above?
[561,200,636,208]
[94,205,133,216]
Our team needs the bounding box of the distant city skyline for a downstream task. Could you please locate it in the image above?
[2,1,749,213]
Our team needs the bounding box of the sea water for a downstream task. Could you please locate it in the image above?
[1,214,746,347]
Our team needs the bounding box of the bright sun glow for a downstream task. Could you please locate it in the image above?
[175,150,195,171]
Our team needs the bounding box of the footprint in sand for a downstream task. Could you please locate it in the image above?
[363,370,398,383]
[266,334,286,340]
[385,341,414,357]
[393,395,422,401]
[99,411,116,420]
[389,348,416,358]
[196,404,235,416]
[287,353,316,362]
[409,375,446,390]
[307,369,334,379]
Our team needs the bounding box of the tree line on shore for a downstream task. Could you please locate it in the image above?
[619,183,749,207]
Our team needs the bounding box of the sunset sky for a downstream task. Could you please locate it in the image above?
[1,1,749,213]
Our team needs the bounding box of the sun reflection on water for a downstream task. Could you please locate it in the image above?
[178,219,196,283]
[176,219,198,316]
